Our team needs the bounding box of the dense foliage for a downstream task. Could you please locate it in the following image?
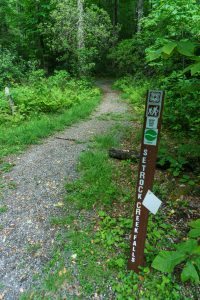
[111,2,200,136]
[0,70,100,125]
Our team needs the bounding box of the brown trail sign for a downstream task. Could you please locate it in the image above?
[128,90,165,272]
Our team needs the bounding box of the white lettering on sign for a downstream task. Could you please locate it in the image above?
[131,148,148,262]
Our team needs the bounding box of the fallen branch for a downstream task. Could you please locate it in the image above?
[55,137,77,142]
[109,148,140,160]
[108,148,169,170]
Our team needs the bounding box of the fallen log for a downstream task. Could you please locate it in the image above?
[109,148,140,161]
[108,148,170,170]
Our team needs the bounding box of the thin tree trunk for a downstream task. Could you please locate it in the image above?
[77,0,85,75]
[136,0,144,33]
[113,0,118,26]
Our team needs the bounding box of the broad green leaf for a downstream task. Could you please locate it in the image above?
[177,40,196,57]
[147,49,162,61]
[191,62,200,75]
[193,246,200,255]
[176,239,198,254]
[193,257,200,272]
[188,228,200,238]
[115,258,125,267]
[189,219,200,229]
[183,62,200,75]
[162,41,177,55]
[181,261,199,284]
[189,55,200,62]
[98,211,107,217]
[152,251,186,273]
[161,52,171,60]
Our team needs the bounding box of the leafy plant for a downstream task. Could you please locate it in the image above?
[147,39,200,76]
[158,151,187,177]
[95,211,132,249]
[0,48,26,88]
[0,71,100,125]
[188,219,200,239]
[152,218,200,285]
[0,77,101,159]
[179,175,196,186]
[108,37,147,76]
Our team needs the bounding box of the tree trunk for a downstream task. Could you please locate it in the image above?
[136,0,144,33]
[77,0,85,75]
[113,0,118,26]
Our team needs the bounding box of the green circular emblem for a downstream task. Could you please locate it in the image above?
[145,129,157,141]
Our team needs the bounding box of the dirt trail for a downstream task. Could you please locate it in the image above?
[0,81,129,299]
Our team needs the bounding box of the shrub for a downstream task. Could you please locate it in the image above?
[0,48,25,88]
[161,71,200,137]
[0,71,100,124]
[108,37,148,76]
[152,219,200,285]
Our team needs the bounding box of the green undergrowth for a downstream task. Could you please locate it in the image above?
[0,87,101,159]
[21,123,198,300]
[114,76,200,179]
[113,76,150,120]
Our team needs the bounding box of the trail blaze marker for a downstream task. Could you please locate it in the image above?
[128,90,165,272]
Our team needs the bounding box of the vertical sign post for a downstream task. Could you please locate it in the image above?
[128,90,165,272]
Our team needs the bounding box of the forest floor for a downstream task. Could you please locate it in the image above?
[0,80,130,300]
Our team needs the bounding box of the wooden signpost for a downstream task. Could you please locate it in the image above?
[128,90,165,272]
[5,87,15,115]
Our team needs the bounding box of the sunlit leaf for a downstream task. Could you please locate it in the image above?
[193,257,200,272]
[147,49,162,61]
[152,251,186,273]
[183,62,200,75]
[175,239,198,254]
[189,219,200,229]
[162,41,177,55]
[181,261,199,284]
[188,228,200,238]
[177,40,196,57]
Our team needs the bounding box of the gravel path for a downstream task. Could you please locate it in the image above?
[0,81,129,300]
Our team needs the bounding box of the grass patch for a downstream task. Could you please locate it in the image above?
[0,205,8,213]
[0,93,101,159]
[0,162,15,173]
[26,243,42,254]
[66,126,132,210]
[97,112,135,121]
